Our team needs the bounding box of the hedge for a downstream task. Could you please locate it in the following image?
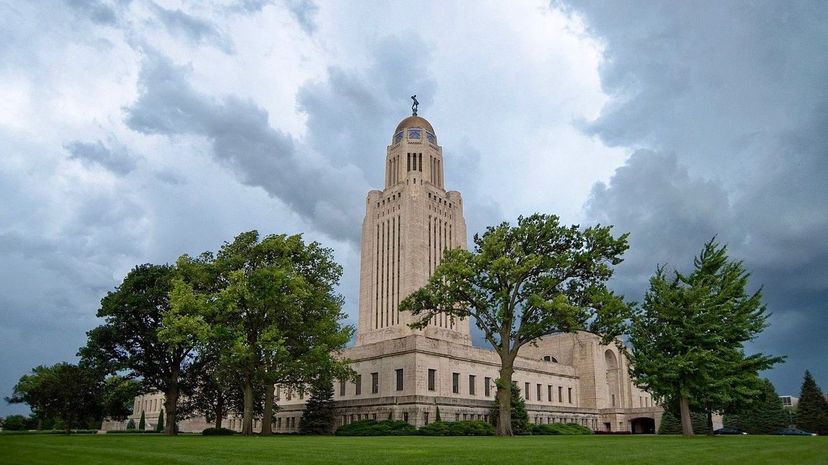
[335,420,417,436]
[202,427,235,436]
[418,420,495,436]
[531,423,593,435]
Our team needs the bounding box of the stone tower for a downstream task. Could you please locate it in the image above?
[356,113,471,346]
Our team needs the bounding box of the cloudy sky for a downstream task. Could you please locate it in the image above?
[1,0,826,415]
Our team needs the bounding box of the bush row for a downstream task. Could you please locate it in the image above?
[331,420,591,437]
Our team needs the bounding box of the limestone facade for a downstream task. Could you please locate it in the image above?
[126,113,661,434]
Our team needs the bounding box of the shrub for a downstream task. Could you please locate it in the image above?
[202,427,235,436]
[531,423,593,435]
[126,419,136,430]
[419,420,495,436]
[2,415,30,431]
[335,420,417,436]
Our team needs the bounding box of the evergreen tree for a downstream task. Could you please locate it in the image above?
[138,411,145,431]
[156,409,165,432]
[658,410,710,435]
[299,377,336,434]
[490,384,529,434]
[435,404,442,422]
[724,379,787,434]
[629,239,783,435]
[796,370,828,434]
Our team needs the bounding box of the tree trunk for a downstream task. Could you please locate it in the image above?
[164,379,178,435]
[496,359,515,436]
[242,381,254,435]
[214,396,224,429]
[679,395,694,436]
[261,383,274,435]
[706,410,714,436]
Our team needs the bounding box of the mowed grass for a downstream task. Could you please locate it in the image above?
[1,434,826,465]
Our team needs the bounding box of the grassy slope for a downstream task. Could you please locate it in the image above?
[1,435,826,465]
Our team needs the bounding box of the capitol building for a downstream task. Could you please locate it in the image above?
[127,112,662,434]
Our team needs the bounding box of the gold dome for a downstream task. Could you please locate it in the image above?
[394,115,434,135]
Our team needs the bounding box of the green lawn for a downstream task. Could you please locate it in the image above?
[0,434,825,465]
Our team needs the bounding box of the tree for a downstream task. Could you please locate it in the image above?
[2,415,33,431]
[299,375,337,434]
[6,363,102,433]
[138,411,145,431]
[628,239,783,435]
[168,231,353,435]
[156,409,165,432]
[177,349,241,429]
[101,376,141,421]
[796,370,828,434]
[490,384,529,435]
[724,379,787,434]
[400,214,630,435]
[80,264,202,435]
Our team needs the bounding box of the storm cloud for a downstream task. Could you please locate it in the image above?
[567,0,828,394]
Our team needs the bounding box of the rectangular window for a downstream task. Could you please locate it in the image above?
[484,377,491,397]
[452,373,460,394]
[355,374,362,395]
[424,412,429,425]
[371,372,379,394]
[548,385,552,402]
[340,379,346,396]
[568,387,573,404]
[537,384,542,401]
[469,375,476,395]
[558,386,563,402]
[428,369,436,391]
[525,382,530,400]
[396,369,404,391]
[403,412,409,423]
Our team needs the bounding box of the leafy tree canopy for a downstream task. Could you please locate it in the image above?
[400,214,630,435]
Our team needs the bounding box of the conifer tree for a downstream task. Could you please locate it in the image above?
[797,370,828,434]
[156,409,165,432]
[138,411,145,431]
[490,384,529,434]
[724,379,787,434]
[299,377,337,435]
[435,404,442,422]
[629,239,783,435]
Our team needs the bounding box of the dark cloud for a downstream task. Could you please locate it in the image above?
[150,3,233,53]
[284,0,317,34]
[65,139,138,175]
[564,0,828,393]
[125,52,368,242]
[297,35,437,185]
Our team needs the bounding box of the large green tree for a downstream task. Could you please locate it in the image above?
[168,231,353,435]
[724,378,787,434]
[796,370,828,434]
[628,239,783,435]
[101,376,141,421]
[80,264,201,435]
[400,214,630,435]
[7,363,102,433]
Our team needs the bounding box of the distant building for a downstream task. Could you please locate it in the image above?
[780,395,799,408]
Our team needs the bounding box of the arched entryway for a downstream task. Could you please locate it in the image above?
[630,417,656,434]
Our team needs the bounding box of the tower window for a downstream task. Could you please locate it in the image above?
[428,369,436,391]
[469,375,476,395]
[452,373,459,394]
[355,374,362,395]
[484,377,491,397]
[371,372,379,394]
[418,153,423,171]
[396,369,404,391]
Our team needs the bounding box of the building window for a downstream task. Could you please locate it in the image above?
[537,384,542,401]
[484,377,491,397]
[428,369,436,391]
[558,386,563,402]
[424,412,429,425]
[455,413,460,421]
[452,373,460,394]
[371,372,379,394]
[355,374,362,395]
[525,382,530,400]
[612,394,616,407]
[372,413,377,420]
[403,412,409,423]
[568,387,573,404]
[396,369,404,391]
[469,375,476,395]
[339,379,346,396]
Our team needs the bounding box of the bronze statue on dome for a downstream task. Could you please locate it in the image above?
[411,95,419,116]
